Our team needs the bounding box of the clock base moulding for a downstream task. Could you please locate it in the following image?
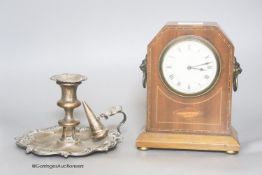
[136,127,240,154]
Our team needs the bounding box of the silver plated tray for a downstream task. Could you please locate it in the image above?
[16,125,121,157]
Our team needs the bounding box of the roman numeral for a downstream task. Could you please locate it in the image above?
[169,74,175,80]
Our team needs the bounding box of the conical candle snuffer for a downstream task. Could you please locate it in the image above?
[15,73,127,157]
[82,101,108,140]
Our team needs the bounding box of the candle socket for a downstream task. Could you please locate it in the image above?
[51,74,86,143]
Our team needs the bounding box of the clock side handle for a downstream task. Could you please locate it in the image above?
[140,55,147,88]
[233,56,242,92]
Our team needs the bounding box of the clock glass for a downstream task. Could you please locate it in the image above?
[160,36,220,96]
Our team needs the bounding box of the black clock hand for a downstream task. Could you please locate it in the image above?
[187,66,206,71]
[191,67,206,71]
[191,62,212,67]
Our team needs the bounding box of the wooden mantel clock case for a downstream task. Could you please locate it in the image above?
[136,22,242,154]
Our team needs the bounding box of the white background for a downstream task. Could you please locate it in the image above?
[0,0,261,174]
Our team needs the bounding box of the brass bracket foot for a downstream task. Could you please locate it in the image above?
[138,147,149,151]
[226,150,238,155]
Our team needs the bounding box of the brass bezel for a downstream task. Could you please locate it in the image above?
[159,35,221,97]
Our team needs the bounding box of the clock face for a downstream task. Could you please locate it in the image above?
[160,36,220,96]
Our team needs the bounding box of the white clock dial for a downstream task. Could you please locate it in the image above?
[160,36,220,96]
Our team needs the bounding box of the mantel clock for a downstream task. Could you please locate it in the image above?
[136,22,242,154]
